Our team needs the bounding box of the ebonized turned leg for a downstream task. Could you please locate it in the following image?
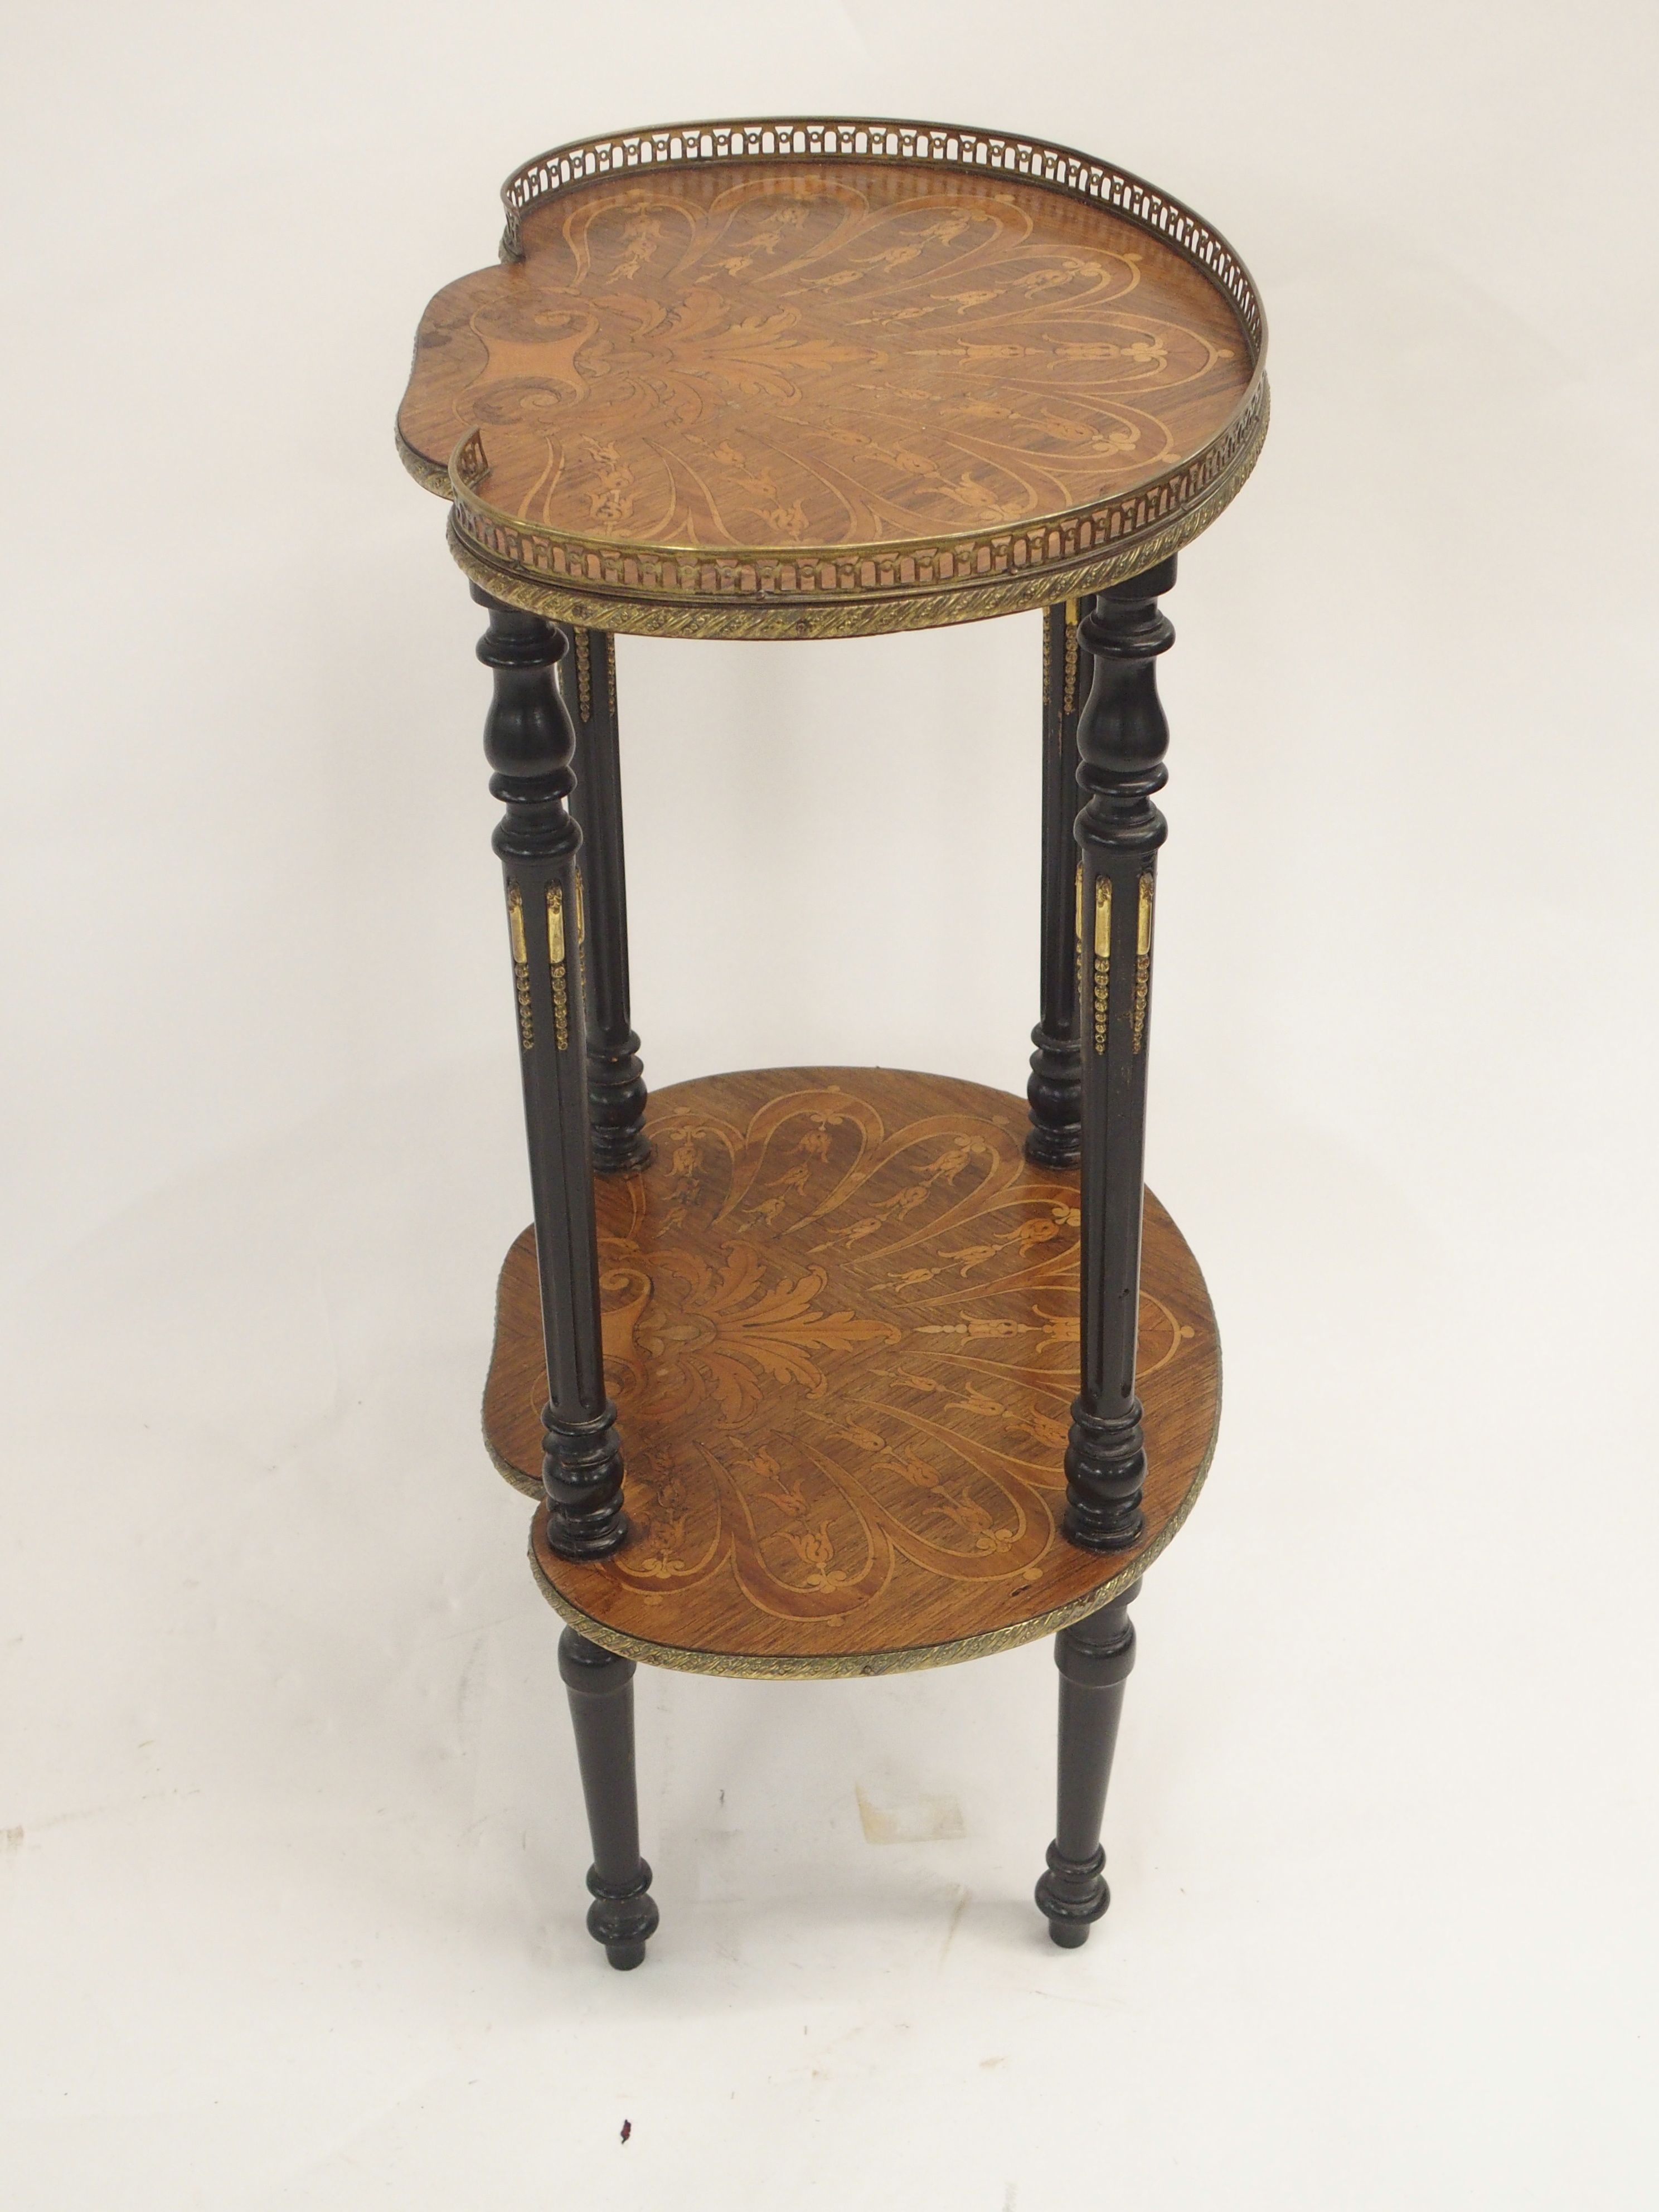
[1035,1582,1139,1946]
[1027,596,1091,1166]
[558,1627,659,1968]
[474,586,627,1560]
[1063,557,1177,1552]
[558,627,651,1173]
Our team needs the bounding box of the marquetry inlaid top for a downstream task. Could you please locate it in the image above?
[485,1068,1221,1677]
[399,119,1268,638]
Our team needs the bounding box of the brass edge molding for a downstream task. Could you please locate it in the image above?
[573,628,593,724]
[484,1413,542,1498]
[443,381,1267,629]
[525,1375,1218,1678]
[396,421,452,499]
[441,398,1268,642]
[1062,598,1080,717]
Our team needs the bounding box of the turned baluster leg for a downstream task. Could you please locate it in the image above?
[1063,555,1177,1551]
[1035,1583,1139,1944]
[1026,595,1092,1166]
[558,625,651,1172]
[474,585,627,1560]
[558,1627,659,1968]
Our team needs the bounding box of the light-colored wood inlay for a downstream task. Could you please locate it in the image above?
[484,1068,1220,1675]
[402,162,1250,558]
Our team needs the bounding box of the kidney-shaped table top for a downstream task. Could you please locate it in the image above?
[399,119,1268,638]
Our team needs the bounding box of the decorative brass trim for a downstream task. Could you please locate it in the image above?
[547,883,571,1050]
[1092,877,1112,1055]
[1063,598,1080,717]
[1133,874,1154,1056]
[394,421,452,498]
[506,881,533,1051]
[605,632,617,720]
[443,378,1267,640]
[523,1379,1219,1677]
[573,627,593,724]
[439,402,1267,641]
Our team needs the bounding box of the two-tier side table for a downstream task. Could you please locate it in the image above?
[397,118,1268,1967]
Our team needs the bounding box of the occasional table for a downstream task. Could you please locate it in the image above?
[397,118,1268,1966]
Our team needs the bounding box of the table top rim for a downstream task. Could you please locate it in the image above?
[401,115,1269,638]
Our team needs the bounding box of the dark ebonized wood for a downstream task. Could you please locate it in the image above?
[557,1627,659,1968]
[475,585,627,1560]
[1035,1580,1139,1945]
[558,627,651,1172]
[1027,596,1093,1166]
[1063,557,1177,1552]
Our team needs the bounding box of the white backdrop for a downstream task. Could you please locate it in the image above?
[3,4,1656,2205]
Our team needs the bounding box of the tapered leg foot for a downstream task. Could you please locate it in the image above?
[559,1627,658,1969]
[587,1859,658,1970]
[1036,1839,1109,1945]
[1034,1584,1139,1948]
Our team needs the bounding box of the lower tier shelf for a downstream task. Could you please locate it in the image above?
[484,1067,1220,1678]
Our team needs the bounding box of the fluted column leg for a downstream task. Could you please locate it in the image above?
[1063,556,1177,1552]
[1035,1583,1139,1945]
[1027,596,1092,1166]
[474,585,627,1561]
[559,626,651,1172]
[559,1627,659,1968]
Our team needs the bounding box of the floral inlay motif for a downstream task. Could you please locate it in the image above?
[487,1071,1212,1643]
[400,162,1250,558]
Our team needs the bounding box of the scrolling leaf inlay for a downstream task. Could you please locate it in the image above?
[486,1069,1219,1668]
[399,123,1267,634]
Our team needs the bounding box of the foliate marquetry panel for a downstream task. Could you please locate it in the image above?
[484,1069,1220,1676]
[400,120,1267,638]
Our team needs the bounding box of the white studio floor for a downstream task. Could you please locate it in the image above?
[4,3,1658,2205]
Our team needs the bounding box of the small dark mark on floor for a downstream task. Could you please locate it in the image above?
[620,2119,632,2145]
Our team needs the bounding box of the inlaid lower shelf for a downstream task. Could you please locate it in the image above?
[484,1068,1220,1678]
